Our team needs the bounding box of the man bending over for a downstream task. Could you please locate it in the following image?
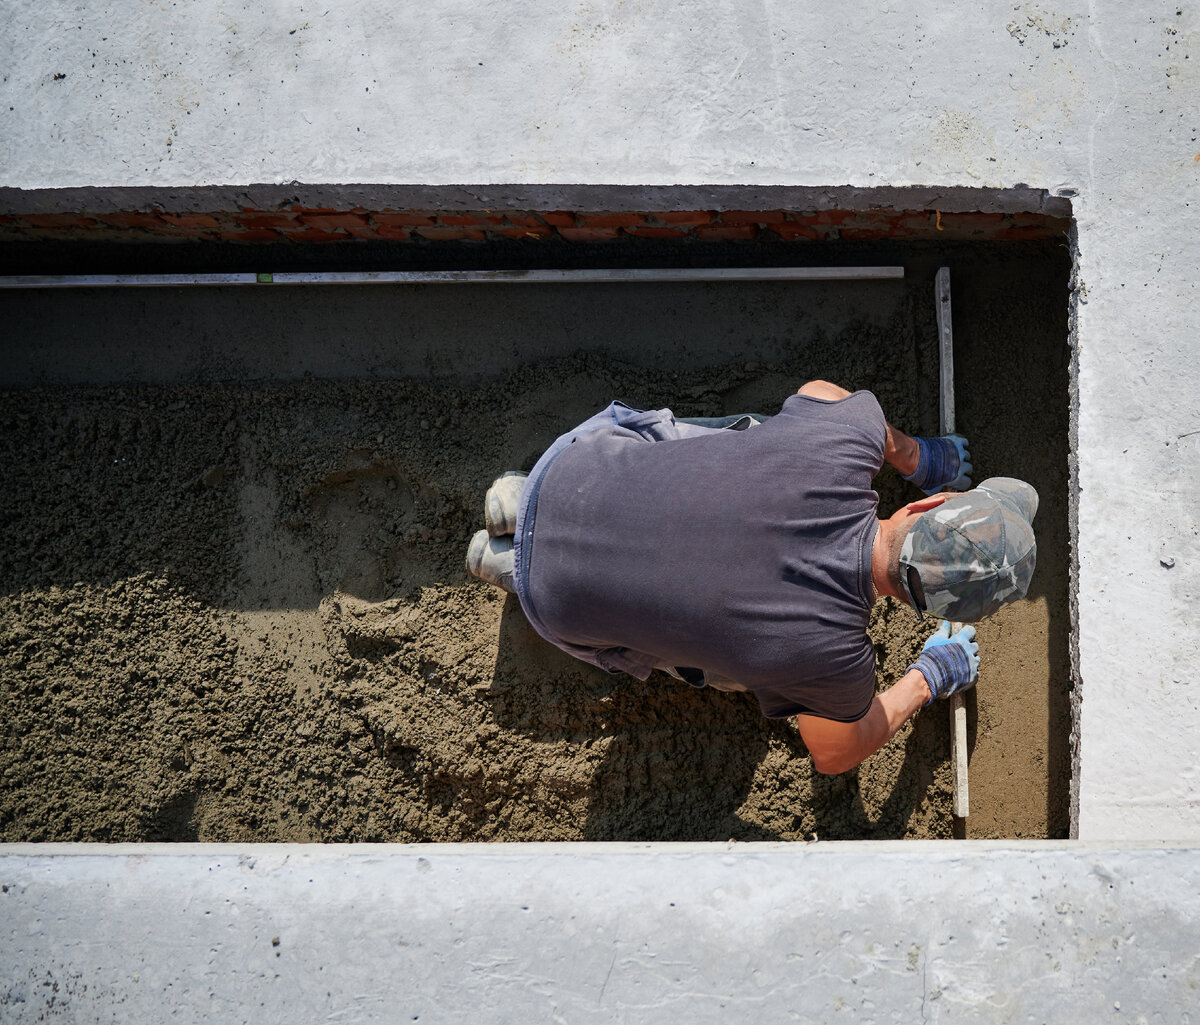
[466,381,1037,774]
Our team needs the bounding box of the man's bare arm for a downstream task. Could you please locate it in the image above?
[796,623,980,774]
[795,670,931,775]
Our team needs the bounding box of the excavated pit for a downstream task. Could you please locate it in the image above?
[0,238,1071,841]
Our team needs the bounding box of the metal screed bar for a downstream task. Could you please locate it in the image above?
[0,266,904,289]
[936,265,970,820]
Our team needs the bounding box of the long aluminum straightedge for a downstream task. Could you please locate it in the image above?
[0,266,904,289]
[936,266,970,820]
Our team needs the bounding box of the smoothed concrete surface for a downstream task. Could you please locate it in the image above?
[2,842,1198,1023]
[0,277,910,388]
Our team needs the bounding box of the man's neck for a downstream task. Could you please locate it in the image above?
[870,518,901,602]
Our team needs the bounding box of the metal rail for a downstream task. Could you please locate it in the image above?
[0,266,904,289]
[936,265,971,821]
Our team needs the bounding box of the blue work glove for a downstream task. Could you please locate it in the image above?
[903,434,972,494]
[908,620,980,705]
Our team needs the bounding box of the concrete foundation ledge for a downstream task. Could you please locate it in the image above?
[3,841,1197,1023]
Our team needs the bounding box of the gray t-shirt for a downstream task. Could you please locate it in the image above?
[526,390,887,721]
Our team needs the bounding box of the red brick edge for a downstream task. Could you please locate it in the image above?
[0,207,1069,244]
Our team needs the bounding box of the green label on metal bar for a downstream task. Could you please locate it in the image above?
[257,273,273,283]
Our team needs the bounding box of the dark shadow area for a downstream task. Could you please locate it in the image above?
[0,231,1049,278]
[809,712,945,841]
[1,273,913,390]
[142,789,201,842]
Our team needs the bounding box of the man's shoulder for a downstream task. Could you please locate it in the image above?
[779,388,884,422]
[770,390,887,455]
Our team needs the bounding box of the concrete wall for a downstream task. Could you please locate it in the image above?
[1,2,1197,840]
[4,842,1199,1023]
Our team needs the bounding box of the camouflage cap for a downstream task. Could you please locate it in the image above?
[898,477,1038,622]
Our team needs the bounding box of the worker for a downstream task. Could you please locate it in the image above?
[466,380,1037,774]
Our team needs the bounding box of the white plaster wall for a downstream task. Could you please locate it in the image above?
[2,1,1199,840]
[1,1,1108,190]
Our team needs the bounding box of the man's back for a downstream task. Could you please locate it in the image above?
[526,390,887,720]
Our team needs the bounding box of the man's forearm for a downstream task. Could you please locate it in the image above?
[884,423,920,478]
[800,669,932,775]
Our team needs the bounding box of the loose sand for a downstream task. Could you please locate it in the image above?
[0,250,1070,841]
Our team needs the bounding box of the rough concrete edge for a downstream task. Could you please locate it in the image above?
[0,839,1192,858]
[0,183,1074,217]
[1067,217,1082,840]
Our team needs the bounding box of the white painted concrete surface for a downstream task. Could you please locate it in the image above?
[3,842,1198,1023]
[1,2,1198,840]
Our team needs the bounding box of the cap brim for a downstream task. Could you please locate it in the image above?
[897,535,928,620]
